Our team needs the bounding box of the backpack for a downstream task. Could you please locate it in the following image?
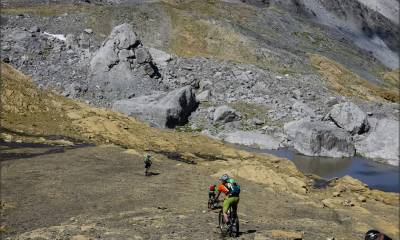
[144,155,151,164]
[227,179,240,196]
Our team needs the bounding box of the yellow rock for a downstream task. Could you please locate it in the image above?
[71,235,90,240]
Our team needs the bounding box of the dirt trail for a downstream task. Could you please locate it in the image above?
[1,144,395,240]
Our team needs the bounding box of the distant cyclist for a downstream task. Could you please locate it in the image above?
[214,174,240,224]
[144,154,152,176]
[209,184,217,200]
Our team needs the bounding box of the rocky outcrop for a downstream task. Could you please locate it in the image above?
[213,105,240,123]
[328,102,369,134]
[222,131,281,150]
[355,118,399,165]
[284,119,355,158]
[112,86,198,128]
[87,23,160,104]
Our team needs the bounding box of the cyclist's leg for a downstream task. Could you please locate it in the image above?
[232,197,239,217]
[223,198,231,223]
[223,197,237,223]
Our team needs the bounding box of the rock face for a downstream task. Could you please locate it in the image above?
[112,86,198,128]
[355,118,399,165]
[328,102,369,134]
[88,23,160,104]
[213,105,240,123]
[222,131,281,150]
[284,119,355,158]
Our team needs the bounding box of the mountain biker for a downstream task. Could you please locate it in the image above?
[214,174,240,224]
[144,154,152,176]
[209,184,217,199]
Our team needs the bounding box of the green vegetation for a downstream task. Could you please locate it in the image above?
[161,1,278,69]
[1,4,89,16]
[310,54,400,103]
[175,124,203,133]
[229,101,268,120]
[228,101,274,130]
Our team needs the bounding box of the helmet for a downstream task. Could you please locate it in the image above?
[219,174,230,182]
[365,230,381,240]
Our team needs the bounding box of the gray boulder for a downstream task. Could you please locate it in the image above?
[29,26,40,33]
[88,23,160,103]
[135,46,152,64]
[196,90,211,102]
[112,86,198,128]
[89,23,137,72]
[328,102,369,134]
[355,118,399,165]
[222,131,281,150]
[284,119,355,158]
[148,47,172,67]
[213,105,240,123]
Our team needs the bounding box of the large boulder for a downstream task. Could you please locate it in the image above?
[355,118,399,165]
[284,119,355,158]
[148,47,172,67]
[112,86,198,128]
[328,102,369,134]
[213,105,240,123]
[87,23,160,104]
[222,131,281,150]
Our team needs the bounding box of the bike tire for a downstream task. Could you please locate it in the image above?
[218,209,226,233]
[231,217,239,237]
[228,207,239,237]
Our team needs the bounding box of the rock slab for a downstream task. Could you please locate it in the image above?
[355,118,399,165]
[112,86,198,128]
[284,119,355,158]
[223,131,281,150]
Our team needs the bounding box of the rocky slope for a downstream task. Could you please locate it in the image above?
[0,0,399,170]
[1,2,399,239]
[1,62,399,240]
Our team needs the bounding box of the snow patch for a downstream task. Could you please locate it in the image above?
[43,32,66,41]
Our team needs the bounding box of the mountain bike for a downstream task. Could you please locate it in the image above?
[218,205,239,237]
[208,195,215,209]
[208,196,221,209]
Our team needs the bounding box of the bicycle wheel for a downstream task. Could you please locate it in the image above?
[208,198,213,209]
[218,209,226,233]
[229,208,239,237]
[231,216,239,237]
